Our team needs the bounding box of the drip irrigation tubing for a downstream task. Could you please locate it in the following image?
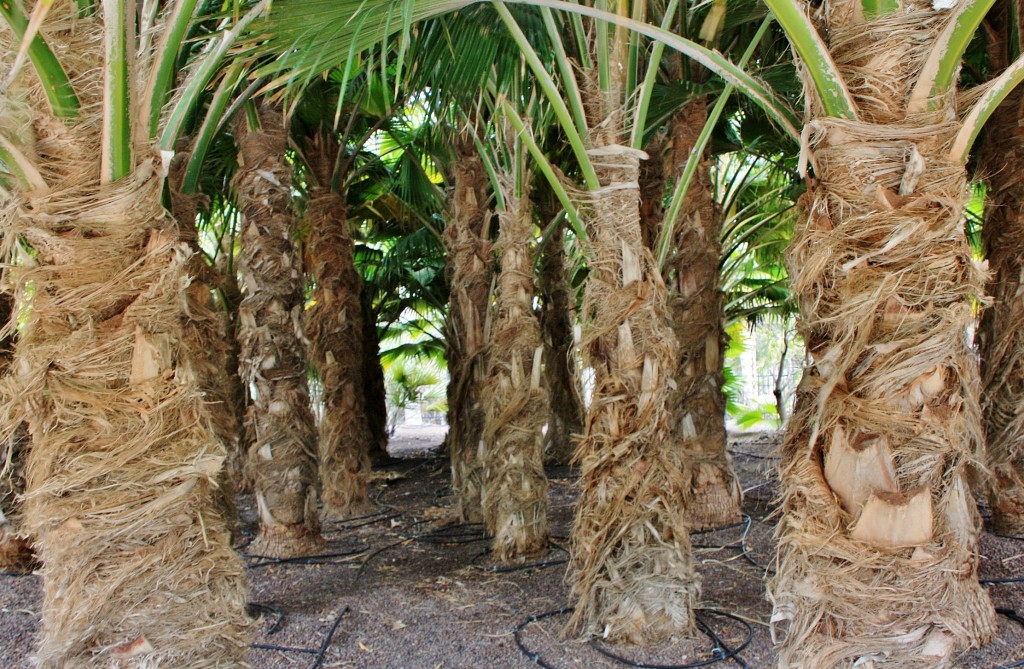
[355,522,490,579]
[982,576,1024,585]
[325,510,403,531]
[691,515,764,571]
[243,541,369,569]
[471,541,569,573]
[247,602,284,635]
[514,607,754,669]
[993,608,1024,669]
[250,605,350,669]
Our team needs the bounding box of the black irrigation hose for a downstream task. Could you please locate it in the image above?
[243,542,369,569]
[982,576,1024,585]
[514,607,575,669]
[994,608,1024,669]
[250,605,350,669]
[355,522,490,579]
[325,511,403,531]
[515,607,754,669]
[590,610,754,669]
[247,602,285,635]
[471,541,569,573]
[691,516,764,571]
[726,449,779,461]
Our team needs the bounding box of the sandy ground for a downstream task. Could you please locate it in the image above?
[1,431,1022,668]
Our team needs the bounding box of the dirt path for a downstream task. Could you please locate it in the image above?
[1,432,1021,667]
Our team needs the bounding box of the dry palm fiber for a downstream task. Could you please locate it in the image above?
[567,143,699,644]
[538,213,584,465]
[479,175,550,562]
[234,104,323,557]
[663,100,742,531]
[443,141,493,523]
[303,188,371,518]
[976,42,1024,538]
[770,0,996,665]
[0,5,251,664]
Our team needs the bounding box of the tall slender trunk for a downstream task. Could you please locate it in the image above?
[771,1,996,663]
[480,177,550,561]
[664,100,741,530]
[361,305,390,463]
[304,189,371,518]
[568,143,699,643]
[219,266,252,493]
[444,143,493,522]
[977,7,1024,539]
[0,8,249,665]
[234,105,322,557]
[167,148,241,522]
[538,217,584,465]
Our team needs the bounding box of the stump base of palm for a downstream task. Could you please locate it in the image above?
[568,145,699,644]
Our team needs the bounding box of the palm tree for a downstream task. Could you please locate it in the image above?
[443,138,494,522]
[478,155,551,561]
[258,0,795,644]
[537,210,584,465]
[233,101,323,556]
[977,2,1024,538]
[764,0,1024,661]
[0,0,254,663]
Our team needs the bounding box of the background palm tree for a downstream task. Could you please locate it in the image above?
[233,101,323,557]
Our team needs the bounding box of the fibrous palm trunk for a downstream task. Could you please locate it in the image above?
[444,143,493,522]
[304,188,371,518]
[977,39,1024,538]
[361,307,390,463]
[234,105,322,557]
[167,149,242,522]
[771,1,997,664]
[568,143,699,643]
[538,217,584,465]
[0,11,250,665]
[664,100,741,530]
[480,178,550,561]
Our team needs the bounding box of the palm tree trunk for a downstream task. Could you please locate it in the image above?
[167,149,242,523]
[664,100,741,530]
[444,142,493,522]
[304,189,371,518]
[568,143,699,643]
[978,87,1024,538]
[771,3,997,663]
[0,9,249,665]
[538,217,584,465]
[361,306,391,463]
[480,177,550,561]
[234,104,323,557]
